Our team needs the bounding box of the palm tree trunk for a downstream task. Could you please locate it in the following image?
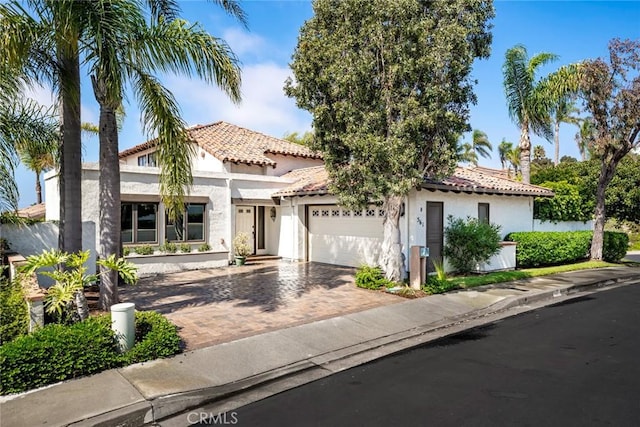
[58,44,83,254]
[554,121,560,165]
[92,76,121,310]
[519,121,531,184]
[35,171,42,205]
[379,194,405,282]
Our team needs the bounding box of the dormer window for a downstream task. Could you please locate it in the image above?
[137,152,157,167]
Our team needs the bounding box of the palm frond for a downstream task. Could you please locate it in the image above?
[128,18,242,103]
[131,71,194,219]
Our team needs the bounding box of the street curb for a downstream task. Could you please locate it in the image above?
[150,273,640,426]
[10,270,639,426]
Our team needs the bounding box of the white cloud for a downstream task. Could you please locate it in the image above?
[222,28,267,57]
[165,62,311,139]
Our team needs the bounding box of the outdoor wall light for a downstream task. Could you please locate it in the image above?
[270,207,277,221]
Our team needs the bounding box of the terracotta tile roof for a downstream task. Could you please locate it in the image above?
[273,165,554,198]
[118,121,322,166]
[273,166,330,197]
[16,203,46,220]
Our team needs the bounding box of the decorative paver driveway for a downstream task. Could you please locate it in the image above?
[120,261,403,350]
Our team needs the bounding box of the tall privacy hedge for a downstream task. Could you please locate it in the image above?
[505,230,628,267]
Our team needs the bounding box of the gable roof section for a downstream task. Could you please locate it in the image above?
[273,165,554,198]
[118,121,322,167]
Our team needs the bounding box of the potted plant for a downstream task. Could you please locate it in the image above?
[233,232,252,265]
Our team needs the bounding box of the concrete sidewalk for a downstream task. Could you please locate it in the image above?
[2,266,639,426]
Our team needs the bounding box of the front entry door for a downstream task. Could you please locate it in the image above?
[235,206,255,254]
[426,202,443,273]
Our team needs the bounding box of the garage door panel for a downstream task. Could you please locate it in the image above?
[308,205,383,267]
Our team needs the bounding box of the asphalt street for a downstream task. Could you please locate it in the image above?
[227,282,640,427]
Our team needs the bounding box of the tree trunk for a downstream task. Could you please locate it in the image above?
[554,121,560,165]
[74,289,89,321]
[92,75,121,310]
[590,158,618,260]
[519,121,531,184]
[379,195,405,282]
[58,45,83,254]
[35,171,42,205]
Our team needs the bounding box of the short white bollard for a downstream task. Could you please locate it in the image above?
[111,303,135,353]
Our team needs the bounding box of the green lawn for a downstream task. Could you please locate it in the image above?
[448,260,620,289]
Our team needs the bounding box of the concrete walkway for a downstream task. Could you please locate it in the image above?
[1,266,639,426]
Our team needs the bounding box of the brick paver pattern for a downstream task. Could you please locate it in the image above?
[120,261,403,350]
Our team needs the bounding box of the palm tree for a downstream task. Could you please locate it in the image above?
[498,139,513,170]
[470,129,493,163]
[88,0,242,309]
[456,141,477,165]
[575,117,595,161]
[506,146,521,178]
[0,0,92,253]
[552,97,580,165]
[0,97,58,211]
[502,45,581,183]
[15,126,58,205]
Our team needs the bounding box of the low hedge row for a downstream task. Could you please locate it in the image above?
[505,230,628,267]
[0,311,181,395]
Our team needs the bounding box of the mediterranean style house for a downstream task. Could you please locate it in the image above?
[41,121,554,276]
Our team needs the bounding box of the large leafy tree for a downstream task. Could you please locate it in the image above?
[286,0,494,281]
[502,45,580,183]
[89,0,242,309]
[579,39,640,260]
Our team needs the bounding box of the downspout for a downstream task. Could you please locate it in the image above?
[404,195,410,279]
[291,197,295,262]
[227,178,233,263]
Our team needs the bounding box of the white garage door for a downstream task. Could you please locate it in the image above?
[308,205,384,267]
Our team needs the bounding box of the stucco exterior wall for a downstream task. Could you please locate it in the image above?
[265,154,323,176]
[533,219,594,232]
[408,190,534,247]
[0,221,96,287]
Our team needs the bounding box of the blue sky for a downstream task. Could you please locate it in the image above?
[17,0,640,208]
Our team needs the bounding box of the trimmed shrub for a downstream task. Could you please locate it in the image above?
[179,243,192,253]
[443,216,502,274]
[506,230,629,267]
[0,311,181,395]
[0,316,121,394]
[0,278,29,344]
[355,265,392,290]
[123,311,182,364]
[134,245,155,255]
[602,231,629,262]
[505,231,591,268]
[160,241,177,254]
[198,243,211,252]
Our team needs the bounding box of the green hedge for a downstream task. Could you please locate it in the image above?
[0,311,181,395]
[602,231,629,262]
[0,278,29,345]
[505,230,629,267]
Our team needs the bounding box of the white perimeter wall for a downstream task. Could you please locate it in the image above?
[533,219,594,232]
[0,221,96,287]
